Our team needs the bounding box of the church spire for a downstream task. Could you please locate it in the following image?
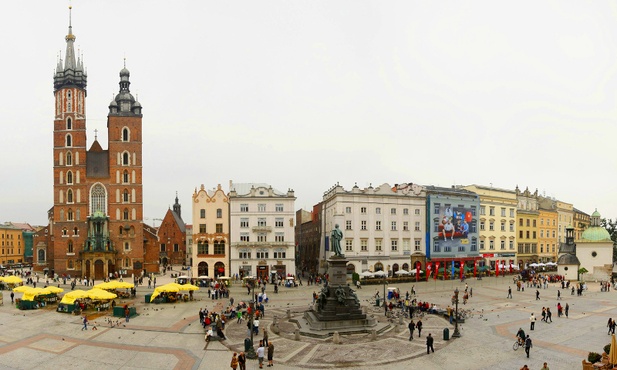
[54,5,87,92]
[173,192,181,219]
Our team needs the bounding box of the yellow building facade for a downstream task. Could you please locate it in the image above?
[516,186,540,267]
[573,208,590,241]
[537,208,558,263]
[0,223,24,266]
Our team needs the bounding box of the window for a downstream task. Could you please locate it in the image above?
[391,240,398,251]
[66,152,72,166]
[526,219,530,227]
[403,221,409,231]
[501,221,505,231]
[501,208,506,217]
[489,221,494,231]
[509,241,514,250]
[361,220,367,230]
[258,204,266,212]
[174,244,179,252]
[345,220,352,230]
[361,207,367,214]
[240,204,249,212]
[68,240,74,253]
[67,117,72,130]
[257,218,266,227]
[123,170,129,183]
[415,222,421,231]
[123,152,129,165]
[480,221,485,231]
[160,244,166,252]
[471,238,477,251]
[239,250,251,259]
[361,239,368,251]
[480,206,486,215]
[214,241,225,254]
[122,128,130,142]
[391,221,397,231]
[403,208,409,215]
[216,224,223,233]
[458,245,465,252]
[275,204,283,212]
[256,250,269,259]
[434,203,440,214]
[376,207,381,214]
[376,221,381,231]
[73,227,78,235]
[199,224,207,233]
[67,209,74,221]
[67,189,74,203]
[90,183,106,215]
[273,251,286,259]
[510,209,515,217]
[345,207,352,214]
[433,240,440,253]
[526,231,530,239]
[257,233,266,242]
[240,218,249,228]
[66,134,72,147]
[519,218,523,226]
[124,242,130,251]
[489,207,495,216]
[510,223,514,232]
[540,230,544,238]
[217,209,222,218]
[433,220,439,232]
[346,239,353,251]
[415,208,421,215]
[552,230,556,238]
[489,240,494,250]
[540,218,544,226]
[240,233,249,242]
[471,206,476,216]
[375,239,382,251]
[275,233,284,242]
[200,209,206,218]
[275,218,284,227]
[197,241,208,254]
[414,239,421,251]
[532,231,536,239]
[532,220,536,227]
[123,189,129,203]
[391,208,396,215]
[480,240,485,249]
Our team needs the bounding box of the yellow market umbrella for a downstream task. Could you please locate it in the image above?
[22,288,49,301]
[610,334,617,365]
[87,288,117,300]
[93,281,116,290]
[150,283,180,302]
[114,281,134,289]
[44,286,64,294]
[13,285,31,293]
[2,276,23,284]
[179,284,199,291]
[60,295,78,304]
[60,289,89,304]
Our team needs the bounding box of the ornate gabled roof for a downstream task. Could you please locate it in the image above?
[557,253,580,266]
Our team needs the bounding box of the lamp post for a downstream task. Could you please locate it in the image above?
[383,274,387,316]
[452,287,461,338]
[246,278,257,359]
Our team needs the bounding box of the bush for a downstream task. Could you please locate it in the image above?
[588,352,602,363]
[604,344,611,355]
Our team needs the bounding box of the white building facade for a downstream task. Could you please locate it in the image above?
[229,182,296,281]
[321,183,426,276]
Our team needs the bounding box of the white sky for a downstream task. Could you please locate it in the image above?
[2,1,617,226]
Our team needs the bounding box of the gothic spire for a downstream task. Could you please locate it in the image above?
[64,6,77,71]
[54,6,87,92]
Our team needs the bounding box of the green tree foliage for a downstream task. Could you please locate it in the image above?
[601,218,617,262]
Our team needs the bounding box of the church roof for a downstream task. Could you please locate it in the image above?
[89,139,103,152]
[581,227,611,242]
[557,253,580,266]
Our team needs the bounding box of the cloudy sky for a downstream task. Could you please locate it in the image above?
[2,1,617,226]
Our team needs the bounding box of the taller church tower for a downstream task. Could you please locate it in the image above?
[45,7,149,279]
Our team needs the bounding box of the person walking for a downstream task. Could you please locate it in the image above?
[81,315,88,331]
[530,313,536,331]
[524,335,533,358]
[557,289,561,300]
[536,290,540,300]
[238,352,246,370]
[546,308,552,323]
[607,318,613,335]
[10,291,14,304]
[541,307,546,322]
[267,342,274,367]
[416,318,423,337]
[611,319,616,335]
[408,320,416,341]
[230,352,239,370]
[125,306,130,323]
[257,340,265,369]
[426,333,434,354]
[507,286,513,299]
[263,328,269,347]
[565,303,569,318]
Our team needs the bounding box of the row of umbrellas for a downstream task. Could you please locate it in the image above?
[529,262,558,267]
[0,276,24,284]
[149,283,199,302]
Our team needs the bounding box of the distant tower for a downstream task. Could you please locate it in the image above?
[173,192,181,219]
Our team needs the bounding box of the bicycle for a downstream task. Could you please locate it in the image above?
[513,338,523,351]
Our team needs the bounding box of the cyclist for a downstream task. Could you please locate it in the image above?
[516,327,526,346]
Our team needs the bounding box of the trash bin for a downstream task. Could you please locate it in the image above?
[145,294,152,304]
[443,328,450,340]
[375,298,380,307]
[244,338,253,352]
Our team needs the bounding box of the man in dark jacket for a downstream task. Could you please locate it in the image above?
[416,318,423,337]
[408,320,415,341]
[524,335,532,358]
[426,333,434,354]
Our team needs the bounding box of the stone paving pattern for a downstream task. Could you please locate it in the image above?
[0,273,614,369]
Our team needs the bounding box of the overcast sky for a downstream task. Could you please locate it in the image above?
[2,1,617,226]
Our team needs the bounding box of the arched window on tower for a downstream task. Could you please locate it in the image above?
[67,189,73,203]
[123,189,129,203]
[67,117,72,130]
[38,249,45,262]
[123,170,129,184]
[67,90,72,112]
[66,152,72,166]
[66,171,73,185]
[123,208,129,220]
[67,209,74,221]
[122,128,130,142]
[66,134,72,147]
[90,183,107,215]
[123,152,130,166]
[68,240,74,253]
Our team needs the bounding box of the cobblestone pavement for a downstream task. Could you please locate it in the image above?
[0,271,614,370]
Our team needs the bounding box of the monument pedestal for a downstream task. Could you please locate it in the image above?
[303,255,376,333]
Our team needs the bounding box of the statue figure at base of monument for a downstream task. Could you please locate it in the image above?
[335,285,347,306]
[331,224,344,257]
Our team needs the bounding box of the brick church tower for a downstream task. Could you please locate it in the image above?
[41,7,151,279]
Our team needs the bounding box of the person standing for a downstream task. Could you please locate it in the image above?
[230,352,239,370]
[267,342,274,367]
[607,318,613,335]
[507,286,513,299]
[524,335,533,358]
[536,290,540,300]
[530,313,536,331]
[426,333,434,354]
[10,291,14,304]
[416,318,423,337]
[125,306,130,323]
[541,362,550,370]
[565,303,569,318]
[238,352,246,370]
[557,289,561,300]
[263,328,269,347]
[408,320,416,341]
[257,340,265,369]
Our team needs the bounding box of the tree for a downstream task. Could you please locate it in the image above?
[601,218,617,262]
[578,267,589,281]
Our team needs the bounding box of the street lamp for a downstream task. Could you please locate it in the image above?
[383,275,387,316]
[246,278,257,359]
[452,287,461,338]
